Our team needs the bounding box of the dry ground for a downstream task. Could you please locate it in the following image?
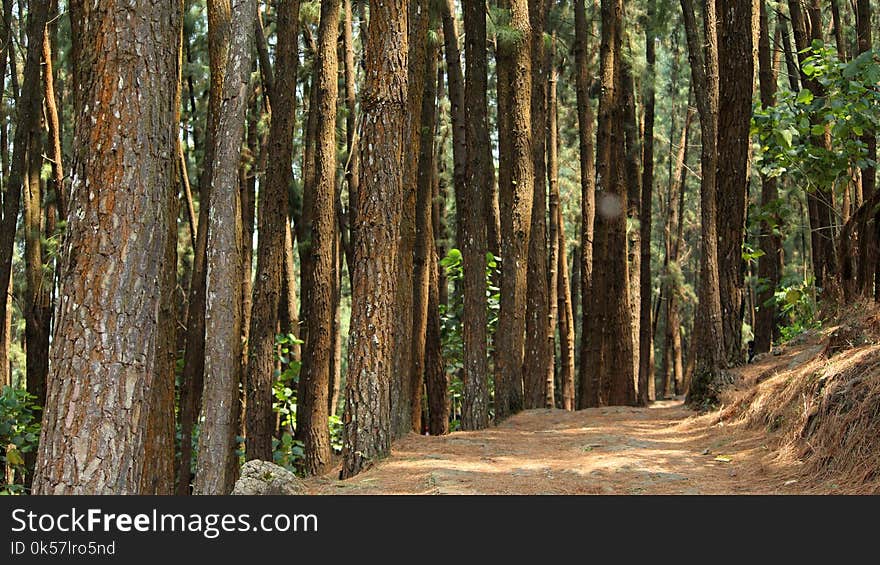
[306,399,812,495]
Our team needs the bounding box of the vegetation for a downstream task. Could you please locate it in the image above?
[0,0,876,494]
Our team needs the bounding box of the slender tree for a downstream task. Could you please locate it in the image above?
[194,0,256,495]
[575,0,598,409]
[247,0,301,462]
[754,0,782,353]
[297,0,338,474]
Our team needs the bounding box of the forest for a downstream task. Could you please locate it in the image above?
[0,0,878,495]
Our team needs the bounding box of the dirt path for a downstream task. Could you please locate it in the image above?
[307,400,808,494]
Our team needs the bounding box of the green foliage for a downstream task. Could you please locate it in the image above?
[269,332,344,474]
[752,44,880,191]
[439,249,500,427]
[775,277,821,343]
[0,386,41,495]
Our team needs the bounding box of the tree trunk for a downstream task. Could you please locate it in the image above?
[0,0,48,406]
[32,0,181,493]
[754,0,783,354]
[575,0,598,409]
[341,0,407,479]
[194,0,255,495]
[660,103,693,397]
[176,0,230,495]
[247,0,301,462]
[716,0,754,366]
[591,0,635,406]
[390,0,428,438]
[638,0,657,404]
[455,0,490,429]
[682,0,726,407]
[494,0,533,420]
[412,36,439,435]
[621,57,642,404]
[297,0,339,475]
[523,0,552,409]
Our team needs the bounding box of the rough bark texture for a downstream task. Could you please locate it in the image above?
[297,0,337,476]
[638,0,657,404]
[716,0,754,366]
[32,0,181,494]
[621,58,642,404]
[194,0,255,495]
[495,0,533,420]
[341,0,407,479]
[754,0,782,353]
[590,0,636,406]
[390,0,428,438]
[523,0,552,409]
[452,0,488,430]
[412,38,439,434]
[682,0,726,407]
[176,0,230,495]
[575,0,598,409]
[247,0,300,462]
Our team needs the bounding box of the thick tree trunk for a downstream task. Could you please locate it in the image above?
[194,0,255,495]
[523,0,552,409]
[716,0,754,366]
[247,0,301,462]
[754,0,783,353]
[575,0,598,409]
[682,0,726,407]
[494,0,533,420]
[591,0,635,406]
[458,0,491,429]
[341,0,407,479]
[390,0,428,438]
[32,0,181,494]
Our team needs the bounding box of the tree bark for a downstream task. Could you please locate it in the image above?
[390,0,428,438]
[716,0,754,366]
[341,0,407,479]
[523,0,552,409]
[412,35,439,435]
[682,0,726,407]
[754,0,783,353]
[247,0,301,462]
[297,0,337,476]
[32,0,181,493]
[176,0,230,495]
[575,0,598,409]
[494,0,533,420]
[638,0,657,404]
[194,0,255,495]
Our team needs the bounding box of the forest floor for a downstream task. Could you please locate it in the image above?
[307,399,806,495]
[307,303,880,494]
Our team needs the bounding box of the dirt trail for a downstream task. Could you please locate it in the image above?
[307,400,808,494]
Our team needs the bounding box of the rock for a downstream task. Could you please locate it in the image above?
[231,460,305,495]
